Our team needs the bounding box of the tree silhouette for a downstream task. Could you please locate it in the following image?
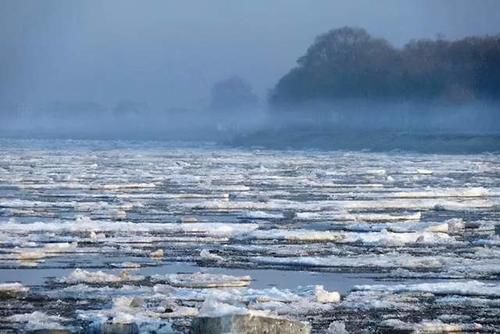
[271,27,500,106]
[210,76,258,111]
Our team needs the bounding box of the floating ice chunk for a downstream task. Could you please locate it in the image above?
[114,296,143,309]
[61,269,144,284]
[110,262,142,269]
[296,211,421,222]
[164,306,199,319]
[249,296,333,317]
[314,286,341,303]
[437,295,500,308]
[328,321,349,334]
[12,242,78,262]
[386,221,445,234]
[100,321,139,333]
[246,229,454,245]
[150,249,164,258]
[391,187,490,198]
[462,187,489,197]
[341,289,419,311]
[366,169,386,176]
[345,230,455,245]
[379,319,483,333]
[0,282,29,297]
[16,249,46,260]
[354,280,500,297]
[78,296,174,334]
[178,216,198,224]
[152,272,251,288]
[416,168,433,174]
[53,284,152,300]
[255,254,444,270]
[90,230,106,240]
[0,282,29,293]
[342,197,493,210]
[1,220,259,237]
[243,211,284,219]
[200,249,224,262]
[44,242,78,253]
[63,269,121,284]
[6,311,68,331]
[243,286,304,304]
[192,313,311,334]
[244,229,344,242]
[447,218,465,235]
[95,183,157,190]
[294,212,322,220]
[372,211,422,222]
[198,295,249,317]
[424,223,449,233]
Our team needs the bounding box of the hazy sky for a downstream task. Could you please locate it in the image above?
[1,0,500,110]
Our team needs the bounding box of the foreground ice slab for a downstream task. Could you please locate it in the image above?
[191,314,311,334]
[193,296,311,334]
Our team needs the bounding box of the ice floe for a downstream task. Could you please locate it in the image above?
[5,311,69,331]
[354,280,500,297]
[152,272,251,288]
[60,269,144,284]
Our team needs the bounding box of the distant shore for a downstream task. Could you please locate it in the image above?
[228,128,500,154]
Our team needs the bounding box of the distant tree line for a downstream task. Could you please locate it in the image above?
[270,27,500,105]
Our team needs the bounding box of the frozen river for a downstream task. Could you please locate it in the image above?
[0,139,499,333]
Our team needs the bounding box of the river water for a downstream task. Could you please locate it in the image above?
[0,139,498,333]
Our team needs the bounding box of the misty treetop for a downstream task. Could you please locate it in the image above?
[210,76,258,111]
[270,27,500,105]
